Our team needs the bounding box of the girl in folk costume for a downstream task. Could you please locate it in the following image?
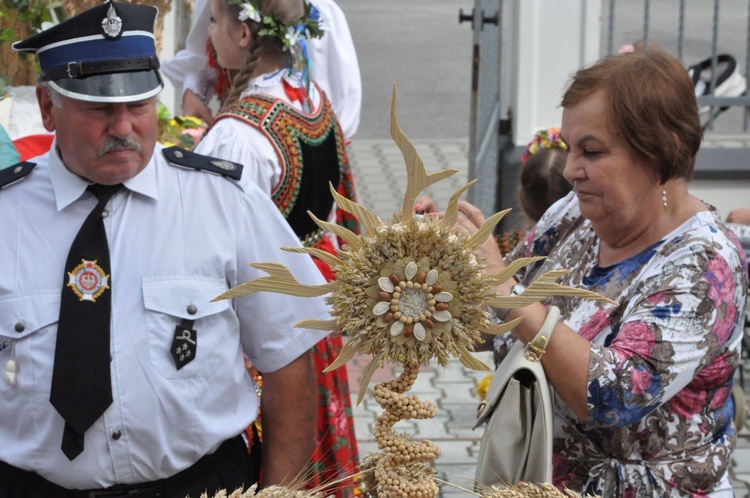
[194,0,360,495]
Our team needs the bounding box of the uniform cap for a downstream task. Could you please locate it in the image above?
[12,1,163,103]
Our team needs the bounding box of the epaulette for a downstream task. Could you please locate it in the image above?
[0,162,36,189]
[162,146,243,181]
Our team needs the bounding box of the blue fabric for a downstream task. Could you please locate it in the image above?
[0,124,20,170]
[37,34,156,73]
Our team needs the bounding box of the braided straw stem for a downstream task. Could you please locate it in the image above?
[367,364,440,497]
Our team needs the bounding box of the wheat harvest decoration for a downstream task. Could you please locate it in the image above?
[209,85,613,498]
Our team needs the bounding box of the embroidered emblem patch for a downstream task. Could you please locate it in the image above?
[67,259,110,302]
[101,3,123,40]
[170,320,197,370]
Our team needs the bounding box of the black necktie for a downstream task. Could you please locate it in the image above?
[50,183,122,460]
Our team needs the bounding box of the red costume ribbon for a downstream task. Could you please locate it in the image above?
[283,79,308,104]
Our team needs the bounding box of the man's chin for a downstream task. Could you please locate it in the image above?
[93,159,146,184]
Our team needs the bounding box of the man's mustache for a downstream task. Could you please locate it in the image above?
[98,137,141,156]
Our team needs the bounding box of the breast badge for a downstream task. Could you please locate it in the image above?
[67,259,110,302]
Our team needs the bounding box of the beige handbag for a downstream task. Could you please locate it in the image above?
[473,306,559,489]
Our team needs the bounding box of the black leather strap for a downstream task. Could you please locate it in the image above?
[41,56,160,81]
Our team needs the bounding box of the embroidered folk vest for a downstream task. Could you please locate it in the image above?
[214,89,359,245]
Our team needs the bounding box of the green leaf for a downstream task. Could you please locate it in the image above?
[0,28,15,42]
[179,134,195,149]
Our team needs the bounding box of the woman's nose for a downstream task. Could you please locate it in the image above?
[562,153,582,184]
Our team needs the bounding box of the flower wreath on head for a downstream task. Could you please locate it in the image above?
[520,127,568,165]
[228,0,323,104]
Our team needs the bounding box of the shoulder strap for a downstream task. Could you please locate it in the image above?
[0,161,36,189]
[162,146,243,181]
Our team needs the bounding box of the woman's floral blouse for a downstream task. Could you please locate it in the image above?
[503,192,748,497]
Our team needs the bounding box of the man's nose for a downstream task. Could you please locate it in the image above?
[107,106,135,138]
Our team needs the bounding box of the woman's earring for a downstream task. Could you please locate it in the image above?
[662,189,668,209]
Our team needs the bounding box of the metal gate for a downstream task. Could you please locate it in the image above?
[461,0,506,218]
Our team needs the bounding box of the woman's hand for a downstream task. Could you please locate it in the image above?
[414,195,438,214]
[455,200,507,277]
[183,89,214,124]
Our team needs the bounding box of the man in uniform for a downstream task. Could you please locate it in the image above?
[0,2,330,496]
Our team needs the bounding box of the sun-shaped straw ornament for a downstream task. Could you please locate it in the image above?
[213,85,614,498]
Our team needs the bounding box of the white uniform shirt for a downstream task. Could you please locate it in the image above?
[161,0,362,139]
[0,142,330,489]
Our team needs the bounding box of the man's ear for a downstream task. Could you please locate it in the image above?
[37,85,57,132]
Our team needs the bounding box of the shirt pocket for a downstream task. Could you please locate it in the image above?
[0,292,60,395]
[142,277,233,379]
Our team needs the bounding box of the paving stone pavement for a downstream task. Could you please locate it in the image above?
[344,138,750,496]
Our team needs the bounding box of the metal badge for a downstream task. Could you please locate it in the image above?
[101,3,123,40]
[209,160,237,171]
[67,259,110,302]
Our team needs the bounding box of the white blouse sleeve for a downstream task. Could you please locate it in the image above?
[193,119,282,196]
[160,0,218,102]
[308,0,361,139]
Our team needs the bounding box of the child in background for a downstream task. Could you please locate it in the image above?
[414,127,570,256]
[497,127,571,254]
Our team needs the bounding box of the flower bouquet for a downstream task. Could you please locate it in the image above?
[156,103,207,150]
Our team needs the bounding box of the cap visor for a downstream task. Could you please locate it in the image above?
[49,70,163,103]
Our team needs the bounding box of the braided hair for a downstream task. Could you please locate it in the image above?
[219,0,305,107]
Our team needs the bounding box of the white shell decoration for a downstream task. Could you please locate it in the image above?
[390,321,405,336]
[4,360,17,387]
[378,277,395,293]
[373,302,391,316]
[405,261,418,281]
[426,269,438,285]
[434,291,453,302]
[413,323,426,341]
[432,310,452,322]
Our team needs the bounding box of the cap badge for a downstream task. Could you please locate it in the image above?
[67,259,110,302]
[101,3,123,40]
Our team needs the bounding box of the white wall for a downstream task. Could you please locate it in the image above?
[510,0,601,146]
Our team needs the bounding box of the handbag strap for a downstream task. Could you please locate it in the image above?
[523,306,560,362]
